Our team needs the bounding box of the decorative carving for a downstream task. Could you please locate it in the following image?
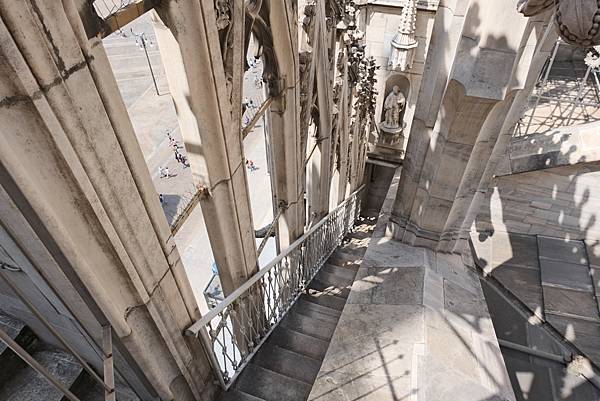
[585,46,600,68]
[516,0,554,16]
[389,0,418,71]
[382,86,406,130]
[302,2,317,43]
[518,0,600,47]
[215,0,232,30]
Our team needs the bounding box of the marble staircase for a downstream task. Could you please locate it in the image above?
[0,311,139,401]
[219,215,377,401]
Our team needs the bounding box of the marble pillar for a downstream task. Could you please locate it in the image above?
[390,0,552,251]
[267,0,304,248]
[0,1,213,400]
[154,1,258,296]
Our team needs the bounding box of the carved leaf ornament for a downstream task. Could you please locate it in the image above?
[518,0,600,47]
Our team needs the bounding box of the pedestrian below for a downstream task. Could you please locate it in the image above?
[164,166,170,178]
[180,155,189,168]
[159,194,164,204]
[159,166,165,178]
[248,160,257,171]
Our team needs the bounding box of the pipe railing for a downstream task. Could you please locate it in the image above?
[0,271,116,401]
[185,186,365,389]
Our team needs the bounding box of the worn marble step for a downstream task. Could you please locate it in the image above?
[291,299,340,325]
[302,289,347,311]
[251,343,321,384]
[77,377,142,401]
[0,312,38,387]
[314,269,354,288]
[266,325,329,361]
[326,251,362,268]
[235,364,312,401]
[321,263,358,281]
[280,310,337,341]
[219,389,266,401]
[295,297,342,319]
[308,278,351,299]
[0,349,84,401]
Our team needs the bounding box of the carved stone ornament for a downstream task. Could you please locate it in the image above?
[382,86,405,130]
[585,45,600,68]
[215,0,232,30]
[518,0,600,47]
[389,0,418,71]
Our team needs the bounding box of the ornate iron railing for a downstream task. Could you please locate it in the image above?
[185,186,364,389]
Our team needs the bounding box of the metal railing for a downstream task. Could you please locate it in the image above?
[0,268,117,401]
[185,186,365,389]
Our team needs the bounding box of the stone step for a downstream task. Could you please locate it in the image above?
[0,349,84,401]
[321,263,358,281]
[302,289,347,311]
[295,297,342,319]
[0,312,38,387]
[338,237,370,255]
[314,269,354,288]
[308,278,351,299]
[291,299,340,324]
[219,389,266,401]
[235,364,312,401]
[280,311,337,341]
[327,251,362,268]
[266,326,329,361]
[251,343,321,384]
[76,377,142,401]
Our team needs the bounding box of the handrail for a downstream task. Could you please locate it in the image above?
[186,185,365,336]
[184,185,365,388]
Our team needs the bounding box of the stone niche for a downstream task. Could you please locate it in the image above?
[373,74,410,162]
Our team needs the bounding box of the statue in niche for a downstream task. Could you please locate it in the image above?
[382,85,405,130]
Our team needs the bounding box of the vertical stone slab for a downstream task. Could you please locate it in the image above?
[155,0,258,295]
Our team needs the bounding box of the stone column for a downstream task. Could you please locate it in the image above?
[337,47,351,204]
[314,1,335,218]
[389,0,550,250]
[0,1,213,400]
[454,17,558,252]
[390,0,471,240]
[267,0,304,247]
[154,1,258,295]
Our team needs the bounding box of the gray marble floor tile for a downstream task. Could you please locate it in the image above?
[491,264,543,313]
[492,232,539,269]
[542,286,599,320]
[348,266,424,305]
[538,236,588,265]
[444,278,488,319]
[319,304,423,376]
[540,259,593,291]
[362,237,426,269]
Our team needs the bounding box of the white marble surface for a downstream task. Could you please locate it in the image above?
[309,168,515,400]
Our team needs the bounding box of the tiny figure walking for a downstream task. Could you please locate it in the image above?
[159,193,165,204]
[164,166,170,178]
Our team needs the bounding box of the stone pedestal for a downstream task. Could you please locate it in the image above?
[370,124,405,163]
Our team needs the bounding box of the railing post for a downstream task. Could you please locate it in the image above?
[102,325,116,401]
[0,327,82,401]
[198,327,227,389]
